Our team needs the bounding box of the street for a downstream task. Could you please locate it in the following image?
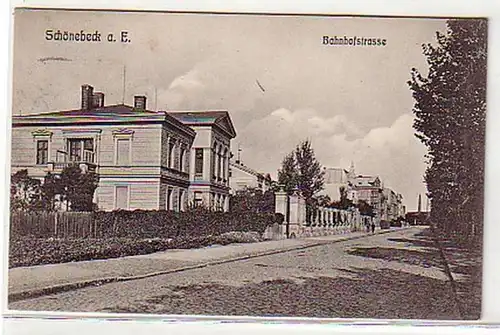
[9,227,461,319]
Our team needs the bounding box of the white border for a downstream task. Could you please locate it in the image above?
[2,0,500,334]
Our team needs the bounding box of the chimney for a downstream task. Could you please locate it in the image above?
[81,84,94,110]
[92,92,105,108]
[134,95,147,110]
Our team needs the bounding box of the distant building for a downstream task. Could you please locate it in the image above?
[382,188,400,222]
[350,174,383,223]
[406,211,429,225]
[229,160,273,194]
[11,84,237,212]
[319,163,358,202]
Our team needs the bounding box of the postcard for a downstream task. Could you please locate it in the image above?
[5,8,487,322]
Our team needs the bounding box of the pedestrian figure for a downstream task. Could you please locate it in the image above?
[371,222,375,233]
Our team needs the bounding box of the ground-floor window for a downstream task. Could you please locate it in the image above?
[194,191,203,207]
[166,187,173,211]
[179,189,185,211]
[115,185,129,209]
[220,195,226,212]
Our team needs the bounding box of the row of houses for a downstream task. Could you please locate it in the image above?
[319,163,406,223]
[11,84,237,212]
[11,84,406,219]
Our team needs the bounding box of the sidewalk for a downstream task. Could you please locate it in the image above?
[433,231,482,320]
[8,228,404,302]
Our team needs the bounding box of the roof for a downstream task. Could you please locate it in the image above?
[12,104,196,137]
[230,161,264,179]
[169,111,237,139]
[352,175,381,188]
[21,104,161,117]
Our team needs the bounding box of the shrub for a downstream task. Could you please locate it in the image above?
[9,230,265,267]
[91,207,275,239]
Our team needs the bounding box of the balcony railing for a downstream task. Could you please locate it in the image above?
[82,150,95,164]
[47,160,97,174]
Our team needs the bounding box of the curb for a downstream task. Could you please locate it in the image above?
[8,227,408,303]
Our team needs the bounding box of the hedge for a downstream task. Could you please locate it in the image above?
[9,231,264,268]
[92,208,276,239]
[11,207,278,239]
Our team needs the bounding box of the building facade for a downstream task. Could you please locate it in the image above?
[228,160,273,194]
[350,175,383,224]
[166,111,236,211]
[11,84,236,212]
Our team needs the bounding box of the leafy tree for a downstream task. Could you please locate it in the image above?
[41,172,63,212]
[356,199,375,217]
[277,140,325,223]
[331,186,354,210]
[277,152,297,195]
[229,187,275,213]
[315,194,332,207]
[295,140,325,200]
[10,169,43,211]
[59,164,99,211]
[408,19,487,236]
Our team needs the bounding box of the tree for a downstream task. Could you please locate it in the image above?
[277,152,297,195]
[10,169,43,211]
[295,140,325,200]
[229,187,275,213]
[315,194,332,207]
[41,172,63,212]
[277,140,325,223]
[331,186,354,210]
[356,200,375,217]
[408,19,487,236]
[59,164,99,211]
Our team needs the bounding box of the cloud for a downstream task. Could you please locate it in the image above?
[168,69,205,91]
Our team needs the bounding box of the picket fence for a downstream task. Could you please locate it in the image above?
[10,211,99,238]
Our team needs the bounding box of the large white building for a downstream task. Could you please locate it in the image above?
[11,84,237,212]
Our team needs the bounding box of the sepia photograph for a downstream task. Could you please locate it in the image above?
[6,8,486,321]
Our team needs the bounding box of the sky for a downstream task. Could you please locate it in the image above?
[12,9,448,211]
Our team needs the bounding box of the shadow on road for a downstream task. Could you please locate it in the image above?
[101,267,461,320]
[347,228,444,269]
[346,247,442,268]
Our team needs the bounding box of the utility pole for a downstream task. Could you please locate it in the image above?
[154,86,158,111]
[121,65,126,104]
[236,144,242,164]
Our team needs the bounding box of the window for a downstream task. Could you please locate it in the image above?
[166,188,173,210]
[68,139,82,162]
[179,189,185,212]
[217,150,222,180]
[68,138,94,163]
[211,145,216,180]
[195,148,204,177]
[168,141,176,168]
[179,148,185,172]
[223,148,228,180]
[194,191,203,207]
[116,138,131,165]
[36,140,48,165]
[115,186,129,209]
